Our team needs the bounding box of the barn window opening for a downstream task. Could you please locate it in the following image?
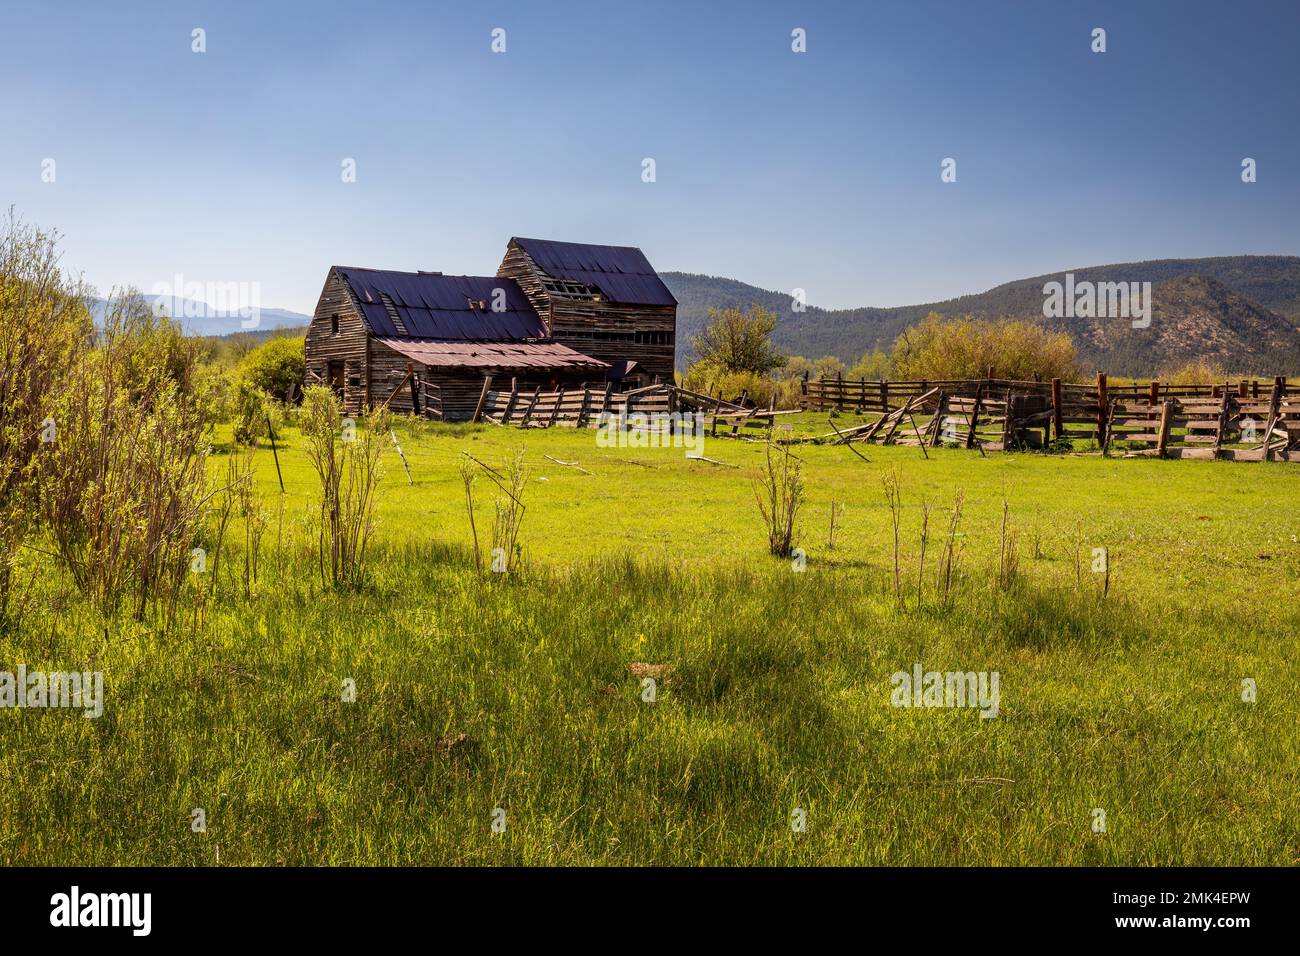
[542,278,602,300]
[634,330,671,346]
[583,329,634,342]
[330,313,339,335]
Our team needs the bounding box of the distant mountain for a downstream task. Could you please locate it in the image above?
[90,296,311,337]
[662,255,1300,375]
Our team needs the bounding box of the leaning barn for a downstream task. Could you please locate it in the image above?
[304,237,677,420]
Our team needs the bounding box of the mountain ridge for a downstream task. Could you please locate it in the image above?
[660,254,1300,375]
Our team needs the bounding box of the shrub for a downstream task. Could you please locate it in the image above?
[300,385,388,589]
[0,212,91,619]
[41,290,209,620]
[752,435,804,557]
[681,365,788,408]
[490,450,528,574]
[1157,358,1228,385]
[234,336,304,403]
[459,449,529,574]
[892,312,1079,382]
[232,381,285,446]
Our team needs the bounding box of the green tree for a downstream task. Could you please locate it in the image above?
[690,304,787,376]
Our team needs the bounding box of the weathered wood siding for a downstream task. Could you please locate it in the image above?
[304,270,370,415]
[497,242,677,384]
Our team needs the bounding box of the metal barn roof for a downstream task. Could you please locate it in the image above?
[334,267,547,340]
[375,338,608,371]
[510,237,677,307]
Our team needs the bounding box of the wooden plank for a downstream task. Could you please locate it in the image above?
[520,385,542,425]
[1213,383,1231,455]
[472,375,494,423]
[547,385,566,428]
[501,377,520,424]
[1259,377,1283,460]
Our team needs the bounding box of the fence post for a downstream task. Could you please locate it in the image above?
[1051,378,1063,441]
[1261,376,1284,460]
[1095,372,1108,445]
[1148,379,1159,406]
[1213,382,1231,455]
[577,385,591,427]
[966,384,983,449]
[1156,400,1174,458]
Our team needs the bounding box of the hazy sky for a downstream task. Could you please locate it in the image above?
[3,0,1297,319]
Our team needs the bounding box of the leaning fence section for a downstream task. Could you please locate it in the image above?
[803,374,1297,461]
[475,381,674,427]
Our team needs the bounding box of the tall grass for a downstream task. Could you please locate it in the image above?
[0,548,1290,865]
[0,417,1293,866]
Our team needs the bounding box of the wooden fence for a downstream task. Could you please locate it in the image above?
[807,374,1298,461]
[475,381,675,427]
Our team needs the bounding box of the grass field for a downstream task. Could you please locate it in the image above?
[2,413,1296,865]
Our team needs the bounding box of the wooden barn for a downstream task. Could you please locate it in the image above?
[304,237,677,420]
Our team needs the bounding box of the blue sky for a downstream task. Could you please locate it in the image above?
[2,0,1297,318]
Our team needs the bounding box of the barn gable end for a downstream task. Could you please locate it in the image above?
[497,237,677,386]
[304,268,370,414]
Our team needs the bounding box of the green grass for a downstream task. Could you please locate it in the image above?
[1,413,1296,865]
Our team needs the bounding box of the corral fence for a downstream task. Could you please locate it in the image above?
[472,377,796,434]
[803,374,1298,461]
[475,379,674,427]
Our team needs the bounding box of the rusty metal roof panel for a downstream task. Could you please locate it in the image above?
[510,237,677,306]
[374,338,609,370]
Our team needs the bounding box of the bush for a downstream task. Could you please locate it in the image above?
[680,365,798,408]
[891,312,1079,382]
[1157,358,1228,385]
[41,290,209,620]
[0,212,91,619]
[300,385,388,589]
[752,435,804,558]
[232,381,285,446]
[848,348,892,380]
[234,336,304,403]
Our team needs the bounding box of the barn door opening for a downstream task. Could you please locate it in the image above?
[327,360,345,397]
